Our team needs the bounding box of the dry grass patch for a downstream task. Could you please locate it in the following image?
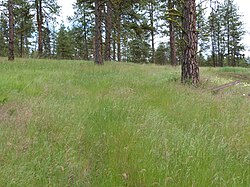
[0,102,32,128]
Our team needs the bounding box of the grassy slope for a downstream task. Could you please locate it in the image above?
[0,58,249,186]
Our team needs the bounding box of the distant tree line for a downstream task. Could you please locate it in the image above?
[0,0,59,59]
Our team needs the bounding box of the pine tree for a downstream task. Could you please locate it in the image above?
[208,0,245,67]
[43,25,51,58]
[208,0,218,67]
[0,10,8,57]
[14,0,33,57]
[159,0,184,66]
[33,0,60,58]
[105,1,112,61]
[94,0,103,64]
[223,0,245,66]
[167,0,177,66]
[109,0,141,62]
[148,0,157,64]
[35,0,43,57]
[196,2,210,65]
[56,25,74,59]
[127,36,151,64]
[8,0,14,61]
[208,0,226,67]
[181,0,199,84]
[69,1,94,60]
[155,42,168,65]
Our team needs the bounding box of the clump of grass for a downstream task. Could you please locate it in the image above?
[0,59,249,186]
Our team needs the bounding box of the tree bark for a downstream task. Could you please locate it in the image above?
[8,0,14,61]
[105,1,112,61]
[226,0,230,66]
[217,22,221,67]
[112,30,116,61]
[94,0,103,65]
[168,0,177,66]
[210,2,217,67]
[227,15,230,66]
[149,1,155,64]
[36,0,43,57]
[117,13,121,62]
[181,0,199,85]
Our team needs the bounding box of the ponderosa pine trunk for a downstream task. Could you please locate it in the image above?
[117,13,121,62]
[105,1,112,61]
[168,0,177,66]
[210,2,217,67]
[149,1,155,64]
[112,31,116,61]
[36,0,43,57]
[94,0,103,64]
[8,0,14,61]
[226,0,230,66]
[181,0,199,85]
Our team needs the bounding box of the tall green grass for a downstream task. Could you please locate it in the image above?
[0,58,249,186]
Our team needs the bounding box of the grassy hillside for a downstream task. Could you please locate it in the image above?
[0,58,249,186]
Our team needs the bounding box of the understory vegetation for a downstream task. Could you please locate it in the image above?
[0,58,249,186]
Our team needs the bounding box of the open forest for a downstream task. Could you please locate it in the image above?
[0,0,250,186]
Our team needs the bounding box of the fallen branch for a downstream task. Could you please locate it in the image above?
[212,80,241,92]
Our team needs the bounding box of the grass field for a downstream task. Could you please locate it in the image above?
[0,58,249,186]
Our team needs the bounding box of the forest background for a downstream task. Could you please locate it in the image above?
[1,0,249,68]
